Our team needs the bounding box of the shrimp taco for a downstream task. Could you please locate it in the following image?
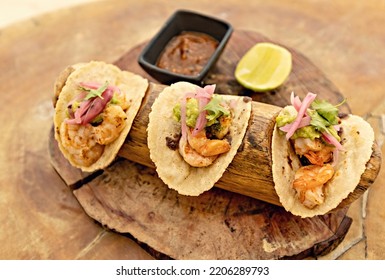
[53,61,148,172]
[147,81,252,196]
[272,92,375,217]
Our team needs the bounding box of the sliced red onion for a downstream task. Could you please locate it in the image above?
[322,131,343,150]
[85,87,114,123]
[203,84,216,95]
[180,96,188,140]
[180,85,216,138]
[66,91,87,119]
[74,99,92,124]
[66,84,114,125]
[192,86,214,136]
[279,115,311,133]
[286,92,317,140]
[290,91,302,112]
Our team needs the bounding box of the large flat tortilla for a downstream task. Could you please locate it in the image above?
[54,61,148,172]
[272,112,375,217]
[147,81,252,196]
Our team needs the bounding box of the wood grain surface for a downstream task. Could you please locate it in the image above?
[1,0,384,260]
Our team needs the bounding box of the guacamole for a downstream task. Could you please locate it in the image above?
[173,95,230,129]
[275,104,336,141]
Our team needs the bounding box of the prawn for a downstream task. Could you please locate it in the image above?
[59,122,104,167]
[187,129,230,157]
[93,105,127,145]
[303,146,334,166]
[292,164,334,209]
[293,138,323,155]
[113,90,131,111]
[293,137,334,165]
[207,114,232,140]
[179,136,217,167]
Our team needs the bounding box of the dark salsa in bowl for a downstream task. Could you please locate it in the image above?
[138,10,233,85]
[156,31,219,77]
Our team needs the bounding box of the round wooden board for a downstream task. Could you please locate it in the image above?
[47,30,377,259]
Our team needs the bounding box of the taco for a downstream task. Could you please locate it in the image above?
[272,92,375,217]
[53,61,148,172]
[147,81,252,196]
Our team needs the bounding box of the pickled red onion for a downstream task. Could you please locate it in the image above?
[180,85,216,139]
[285,92,317,140]
[66,83,114,125]
[180,96,188,140]
[290,91,302,112]
[192,86,214,136]
[322,131,343,150]
[279,115,311,133]
[81,87,114,124]
[203,84,216,95]
[180,91,201,139]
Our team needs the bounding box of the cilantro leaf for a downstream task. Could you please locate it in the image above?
[79,81,109,100]
[204,95,230,126]
[311,98,345,125]
[309,109,340,141]
[309,110,329,132]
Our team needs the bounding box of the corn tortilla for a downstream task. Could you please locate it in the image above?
[54,61,148,172]
[147,81,252,196]
[272,110,375,218]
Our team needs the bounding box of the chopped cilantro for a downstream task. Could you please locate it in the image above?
[204,95,230,126]
[309,99,343,141]
[311,98,345,125]
[79,81,109,100]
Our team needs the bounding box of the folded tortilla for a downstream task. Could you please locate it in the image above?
[54,61,148,172]
[147,81,252,196]
[272,110,375,218]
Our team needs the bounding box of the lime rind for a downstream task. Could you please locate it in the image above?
[235,42,292,92]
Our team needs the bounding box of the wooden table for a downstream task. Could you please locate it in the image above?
[1,0,384,259]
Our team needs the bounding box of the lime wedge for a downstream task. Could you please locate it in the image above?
[235,42,292,92]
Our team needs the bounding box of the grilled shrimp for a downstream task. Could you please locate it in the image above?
[206,111,233,140]
[293,138,323,155]
[59,122,104,167]
[179,136,218,167]
[292,164,334,209]
[187,129,230,157]
[93,105,127,145]
[304,146,334,166]
[113,90,131,111]
[293,137,334,165]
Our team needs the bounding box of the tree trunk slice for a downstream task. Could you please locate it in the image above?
[49,30,382,259]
